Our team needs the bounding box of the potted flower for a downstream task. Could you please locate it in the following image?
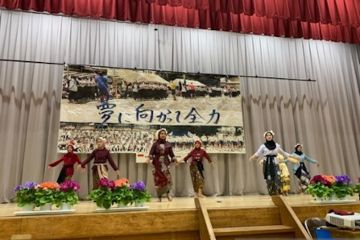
[307,175,353,201]
[352,177,360,200]
[112,178,132,207]
[332,175,353,199]
[35,181,59,210]
[89,178,115,209]
[14,182,37,211]
[55,180,80,210]
[130,181,151,207]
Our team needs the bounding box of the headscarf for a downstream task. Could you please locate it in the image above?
[263,130,276,150]
[294,143,303,156]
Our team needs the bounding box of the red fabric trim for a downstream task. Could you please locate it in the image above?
[1,0,359,43]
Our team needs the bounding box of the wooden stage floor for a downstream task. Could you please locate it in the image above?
[0,194,358,217]
[0,195,277,217]
[1,194,360,240]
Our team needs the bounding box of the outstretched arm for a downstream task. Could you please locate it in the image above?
[304,154,318,164]
[48,157,64,167]
[183,151,193,163]
[286,155,300,164]
[81,151,95,168]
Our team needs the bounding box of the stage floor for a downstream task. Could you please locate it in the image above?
[1,194,358,218]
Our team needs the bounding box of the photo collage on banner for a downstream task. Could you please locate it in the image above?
[59,65,246,162]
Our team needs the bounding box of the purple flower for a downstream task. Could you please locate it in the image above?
[60,180,80,192]
[14,185,22,192]
[335,175,351,185]
[24,182,37,189]
[14,182,37,192]
[130,181,146,191]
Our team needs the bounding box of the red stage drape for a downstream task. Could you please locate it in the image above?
[1,0,359,44]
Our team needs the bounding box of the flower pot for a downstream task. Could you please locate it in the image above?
[134,201,144,207]
[117,203,127,208]
[22,203,35,211]
[39,203,52,211]
[60,203,72,210]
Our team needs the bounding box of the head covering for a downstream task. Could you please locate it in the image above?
[194,139,202,148]
[263,130,276,150]
[96,137,106,143]
[66,140,77,151]
[157,128,167,135]
[294,143,303,149]
[157,128,167,142]
[66,144,75,151]
[263,130,275,138]
[294,143,303,155]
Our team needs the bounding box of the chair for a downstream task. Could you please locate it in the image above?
[304,217,328,239]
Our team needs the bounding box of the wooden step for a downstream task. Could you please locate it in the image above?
[213,225,295,237]
[208,207,282,228]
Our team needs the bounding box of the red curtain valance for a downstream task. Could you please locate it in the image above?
[1,0,359,44]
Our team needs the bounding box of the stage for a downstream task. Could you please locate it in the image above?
[1,195,360,240]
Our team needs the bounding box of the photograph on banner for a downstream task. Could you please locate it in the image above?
[59,65,245,160]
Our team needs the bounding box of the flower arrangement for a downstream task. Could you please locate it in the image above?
[55,180,80,207]
[34,181,59,207]
[112,178,133,206]
[306,175,353,200]
[352,177,360,200]
[14,182,37,207]
[130,181,151,205]
[89,178,152,209]
[89,178,115,209]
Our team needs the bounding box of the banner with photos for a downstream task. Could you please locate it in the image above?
[59,65,245,161]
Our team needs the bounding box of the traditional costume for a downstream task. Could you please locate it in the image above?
[251,131,294,195]
[292,143,318,192]
[183,140,212,196]
[81,138,119,189]
[49,145,80,183]
[149,129,176,201]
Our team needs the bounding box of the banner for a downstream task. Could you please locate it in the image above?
[59,65,245,161]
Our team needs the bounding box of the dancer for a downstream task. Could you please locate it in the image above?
[148,129,176,201]
[249,131,298,195]
[48,144,81,183]
[183,140,212,197]
[292,143,319,193]
[81,137,120,189]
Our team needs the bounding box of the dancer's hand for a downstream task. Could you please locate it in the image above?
[77,165,84,172]
[48,166,52,169]
[257,159,264,166]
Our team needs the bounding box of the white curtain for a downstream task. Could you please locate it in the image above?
[0,10,359,202]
